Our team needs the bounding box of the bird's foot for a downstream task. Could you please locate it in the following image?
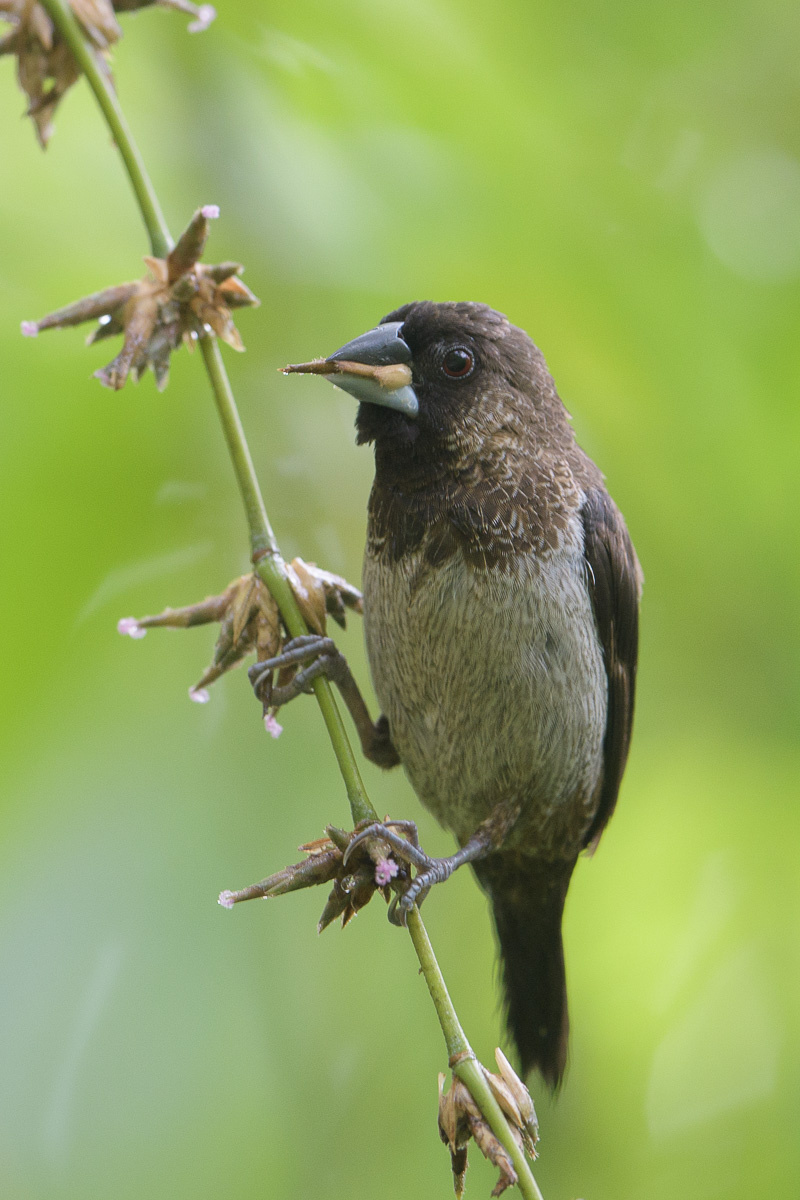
[248,634,348,706]
[343,820,490,926]
[248,635,400,769]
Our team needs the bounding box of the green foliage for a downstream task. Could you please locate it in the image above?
[1,1,798,1197]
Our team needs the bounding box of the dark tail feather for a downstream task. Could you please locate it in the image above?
[473,852,576,1089]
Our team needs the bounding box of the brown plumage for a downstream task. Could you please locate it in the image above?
[279,301,641,1086]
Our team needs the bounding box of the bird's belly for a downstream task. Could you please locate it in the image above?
[363,537,607,856]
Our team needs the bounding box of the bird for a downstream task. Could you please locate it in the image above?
[252,301,641,1087]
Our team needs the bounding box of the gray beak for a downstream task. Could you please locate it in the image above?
[284,322,418,417]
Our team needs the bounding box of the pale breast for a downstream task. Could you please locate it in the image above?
[362,509,608,856]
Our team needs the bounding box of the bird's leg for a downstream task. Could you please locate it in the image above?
[343,816,500,926]
[248,635,400,768]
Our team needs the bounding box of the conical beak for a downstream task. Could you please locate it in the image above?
[283,321,419,417]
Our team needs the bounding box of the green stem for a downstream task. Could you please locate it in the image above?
[197,335,278,560]
[42,0,171,258]
[199,337,376,826]
[38,13,542,1195]
[405,906,470,1061]
[38,0,377,829]
[406,907,545,1200]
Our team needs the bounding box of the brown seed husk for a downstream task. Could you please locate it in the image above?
[23,208,259,389]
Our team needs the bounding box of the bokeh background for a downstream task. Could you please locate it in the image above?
[1,2,799,1198]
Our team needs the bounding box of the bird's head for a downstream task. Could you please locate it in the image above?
[284,301,572,475]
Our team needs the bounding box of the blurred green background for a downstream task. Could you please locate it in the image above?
[1,2,799,1198]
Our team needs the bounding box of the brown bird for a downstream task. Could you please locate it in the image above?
[252,302,641,1087]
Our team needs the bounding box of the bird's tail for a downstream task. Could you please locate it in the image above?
[472,852,576,1089]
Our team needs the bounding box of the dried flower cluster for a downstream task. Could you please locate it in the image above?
[1,0,119,146]
[438,1050,539,1198]
[218,820,409,932]
[0,0,214,147]
[118,556,362,721]
[22,206,258,389]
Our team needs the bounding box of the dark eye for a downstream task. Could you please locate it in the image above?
[441,346,475,379]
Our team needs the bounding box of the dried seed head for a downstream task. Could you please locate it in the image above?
[116,560,362,716]
[437,1060,539,1198]
[316,823,408,931]
[117,572,279,699]
[218,822,407,932]
[0,0,115,146]
[1,0,214,147]
[22,208,259,389]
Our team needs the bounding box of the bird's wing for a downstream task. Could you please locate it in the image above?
[580,486,641,848]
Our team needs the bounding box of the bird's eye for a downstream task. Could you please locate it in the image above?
[441,346,475,379]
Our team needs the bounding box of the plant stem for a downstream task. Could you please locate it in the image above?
[42,0,171,258]
[406,907,545,1200]
[196,334,276,557]
[36,12,543,1195]
[199,336,376,826]
[40,0,377,830]
[405,906,470,1061]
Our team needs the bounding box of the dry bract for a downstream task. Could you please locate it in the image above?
[0,0,117,146]
[117,556,363,709]
[438,1052,539,1198]
[22,207,259,389]
[0,0,214,146]
[218,820,408,932]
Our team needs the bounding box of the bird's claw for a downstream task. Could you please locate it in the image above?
[342,821,427,870]
[344,820,467,924]
[248,634,343,706]
[387,882,432,926]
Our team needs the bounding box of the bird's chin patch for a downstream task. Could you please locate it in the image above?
[355,401,418,447]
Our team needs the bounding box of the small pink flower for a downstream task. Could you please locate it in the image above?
[201,204,220,220]
[189,686,210,704]
[264,713,283,738]
[20,321,38,338]
[218,890,235,909]
[189,7,217,34]
[117,617,147,639]
[374,857,399,886]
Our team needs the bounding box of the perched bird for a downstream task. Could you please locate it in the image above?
[254,302,641,1087]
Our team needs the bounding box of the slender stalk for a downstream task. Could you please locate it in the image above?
[42,0,171,257]
[39,0,378,830]
[199,337,376,826]
[197,334,279,561]
[406,908,545,1200]
[405,906,470,1060]
[35,11,545,1195]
